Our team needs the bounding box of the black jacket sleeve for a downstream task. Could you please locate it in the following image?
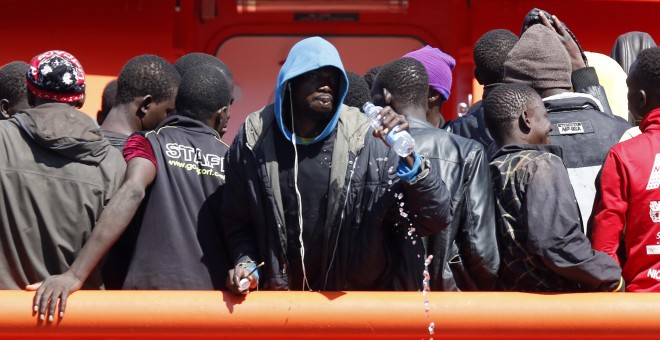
[221,126,259,265]
[402,157,453,237]
[454,146,499,290]
[523,156,622,291]
[572,67,614,117]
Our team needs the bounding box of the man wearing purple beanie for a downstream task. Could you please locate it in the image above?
[400,47,499,291]
[403,45,455,128]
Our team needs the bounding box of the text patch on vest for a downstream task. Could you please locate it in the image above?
[556,122,585,135]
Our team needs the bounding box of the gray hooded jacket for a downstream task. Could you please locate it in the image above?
[0,103,125,289]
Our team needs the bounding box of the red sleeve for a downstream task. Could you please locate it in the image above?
[122,134,157,170]
[592,149,628,264]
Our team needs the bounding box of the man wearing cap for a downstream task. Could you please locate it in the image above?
[0,50,125,290]
[400,48,499,291]
[402,45,455,129]
[503,24,630,228]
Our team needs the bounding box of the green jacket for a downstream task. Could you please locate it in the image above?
[0,103,125,289]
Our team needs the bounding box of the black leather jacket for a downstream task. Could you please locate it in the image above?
[409,117,499,291]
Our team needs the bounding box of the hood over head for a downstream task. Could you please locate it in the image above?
[12,102,113,165]
[503,24,572,92]
[611,31,657,75]
[274,36,348,145]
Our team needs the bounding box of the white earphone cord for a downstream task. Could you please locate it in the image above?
[289,82,311,291]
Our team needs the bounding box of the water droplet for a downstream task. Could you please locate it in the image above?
[424,255,434,266]
[412,240,416,245]
[428,322,435,335]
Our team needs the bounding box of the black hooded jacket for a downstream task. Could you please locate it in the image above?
[611,31,657,75]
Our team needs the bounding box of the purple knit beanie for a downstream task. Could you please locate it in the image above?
[404,45,456,100]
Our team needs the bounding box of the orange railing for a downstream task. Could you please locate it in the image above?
[0,290,657,339]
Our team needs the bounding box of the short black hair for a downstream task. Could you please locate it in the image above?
[115,54,181,105]
[484,83,539,142]
[631,47,660,91]
[374,57,428,108]
[175,65,231,121]
[474,29,519,85]
[363,65,382,90]
[0,61,29,104]
[97,79,117,125]
[345,71,371,110]
[174,52,233,82]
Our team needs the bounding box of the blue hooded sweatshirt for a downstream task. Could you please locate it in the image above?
[274,36,349,145]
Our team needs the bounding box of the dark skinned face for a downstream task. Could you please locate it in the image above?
[527,95,552,145]
[288,66,341,121]
[219,106,231,137]
[141,93,177,131]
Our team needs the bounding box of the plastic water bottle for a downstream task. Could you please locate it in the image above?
[363,102,415,157]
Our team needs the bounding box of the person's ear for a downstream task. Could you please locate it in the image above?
[138,95,154,118]
[519,109,532,133]
[383,88,393,106]
[0,99,10,119]
[428,88,441,104]
[211,106,228,131]
[211,110,221,131]
[220,105,229,118]
[639,89,648,112]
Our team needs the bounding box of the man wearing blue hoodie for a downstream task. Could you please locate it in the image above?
[223,37,451,293]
